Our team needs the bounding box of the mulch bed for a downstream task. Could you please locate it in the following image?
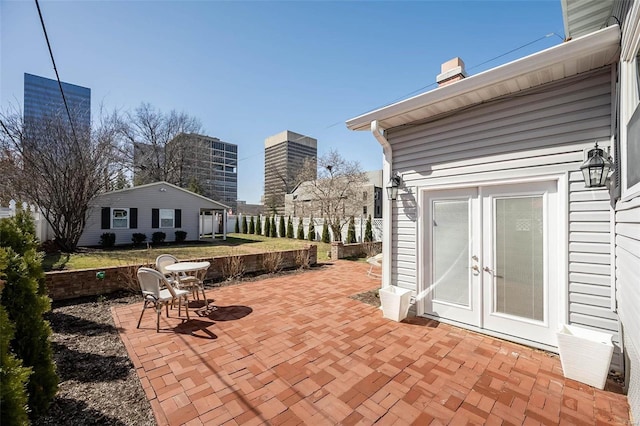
[36,262,381,425]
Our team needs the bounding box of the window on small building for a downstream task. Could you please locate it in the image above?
[112,208,129,229]
[159,209,175,228]
[363,206,367,215]
[363,191,367,201]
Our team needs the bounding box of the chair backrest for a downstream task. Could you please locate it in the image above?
[137,267,178,298]
[155,254,179,276]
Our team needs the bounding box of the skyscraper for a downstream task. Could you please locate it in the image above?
[175,133,238,210]
[264,130,317,214]
[133,133,238,210]
[23,73,91,131]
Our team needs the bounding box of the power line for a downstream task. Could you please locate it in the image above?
[356,32,565,117]
[34,0,78,142]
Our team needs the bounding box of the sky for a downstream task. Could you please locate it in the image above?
[0,0,565,204]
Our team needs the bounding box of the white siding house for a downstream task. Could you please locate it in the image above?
[347,0,639,417]
[78,181,229,247]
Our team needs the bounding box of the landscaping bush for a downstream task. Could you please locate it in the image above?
[151,232,166,244]
[321,220,330,243]
[241,215,248,234]
[364,214,373,242]
[286,216,294,238]
[255,216,262,235]
[234,217,240,233]
[249,216,255,234]
[99,232,116,248]
[308,216,315,241]
[174,230,187,242]
[297,217,305,240]
[264,216,271,237]
[221,253,244,280]
[0,210,58,420]
[278,216,285,238]
[131,233,146,246]
[262,251,283,273]
[347,216,356,244]
[270,217,277,238]
[0,283,31,426]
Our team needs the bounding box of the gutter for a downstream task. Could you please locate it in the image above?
[371,120,393,289]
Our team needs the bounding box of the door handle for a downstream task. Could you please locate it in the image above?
[483,266,492,273]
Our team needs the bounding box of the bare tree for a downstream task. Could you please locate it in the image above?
[121,103,201,185]
[0,105,123,251]
[294,150,367,241]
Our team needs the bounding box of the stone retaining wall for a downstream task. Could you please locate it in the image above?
[45,245,318,301]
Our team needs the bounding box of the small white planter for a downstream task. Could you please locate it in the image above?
[379,286,412,322]
[557,325,613,389]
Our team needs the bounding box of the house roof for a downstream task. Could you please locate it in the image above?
[99,181,230,210]
[345,25,620,133]
[561,0,618,40]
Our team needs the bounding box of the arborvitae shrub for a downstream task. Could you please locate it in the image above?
[286,216,294,238]
[0,281,31,426]
[264,216,271,237]
[271,217,277,238]
[249,216,255,234]
[297,217,305,240]
[234,216,240,233]
[308,217,315,241]
[321,220,330,243]
[278,216,285,238]
[0,211,58,419]
[256,216,262,235]
[347,216,356,243]
[241,215,248,234]
[364,214,373,242]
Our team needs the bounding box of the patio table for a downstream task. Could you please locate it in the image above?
[165,261,210,301]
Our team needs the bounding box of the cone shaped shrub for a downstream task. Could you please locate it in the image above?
[241,215,248,234]
[308,216,315,241]
[234,216,240,233]
[279,216,285,238]
[364,214,373,242]
[286,216,294,238]
[249,216,255,234]
[256,216,262,235]
[347,216,356,243]
[271,217,277,237]
[321,220,330,243]
[264,216,271,237]
[297,217,305,240]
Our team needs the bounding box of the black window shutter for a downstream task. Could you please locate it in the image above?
[130,208,138,229]
[175,209,182,228]
[101,207,110,229]
[152,209,159,228]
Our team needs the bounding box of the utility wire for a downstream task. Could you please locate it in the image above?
[34,0,78,143]
[357,31,565,117]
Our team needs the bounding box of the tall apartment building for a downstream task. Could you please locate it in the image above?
[176,133,238,210]
[23,73,91,132]
[134,133,238,210]
[264,130,317,214]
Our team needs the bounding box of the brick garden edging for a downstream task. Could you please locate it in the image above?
[330,241,382,260]
[45,245,317,301]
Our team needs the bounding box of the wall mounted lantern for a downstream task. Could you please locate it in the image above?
[580,143,612,188]
[386,173,402,201]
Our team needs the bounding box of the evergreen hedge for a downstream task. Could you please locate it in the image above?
[296,217,304,240]
[364,214,373,242]
[0,210,58,420]
[278,216,285,238]
[347,216,356,243]
[234,216,240,233]
[286,216,294,238]
[264,216,270,237]
[271,217,277,238]
[308,216,315,241]
[321,220,330,243]
[241,215,248,234]
[255,216,262,235]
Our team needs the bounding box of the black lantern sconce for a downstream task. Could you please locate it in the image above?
[386,173,402,201]
[579,143,612,188]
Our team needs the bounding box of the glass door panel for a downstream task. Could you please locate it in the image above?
[494,196,544,321]
[433,200,471,306]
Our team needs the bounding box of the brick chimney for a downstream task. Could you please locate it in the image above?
[436,57,467,87]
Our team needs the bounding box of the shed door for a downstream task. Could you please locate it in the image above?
[424,181,559,347]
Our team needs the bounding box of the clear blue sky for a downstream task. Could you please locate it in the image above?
[1,0,564,204]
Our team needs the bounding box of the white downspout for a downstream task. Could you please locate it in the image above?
[371,120,393,289]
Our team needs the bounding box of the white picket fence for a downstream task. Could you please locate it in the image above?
[0,200,55,243]
[226,215,383,242]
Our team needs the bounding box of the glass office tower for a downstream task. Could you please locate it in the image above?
[23,73,91,131]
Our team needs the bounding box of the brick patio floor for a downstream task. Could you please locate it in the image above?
[112,260,631,425]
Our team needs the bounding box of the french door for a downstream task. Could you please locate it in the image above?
[423,181,559,347]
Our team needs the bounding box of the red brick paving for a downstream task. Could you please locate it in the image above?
[112,260,631,425]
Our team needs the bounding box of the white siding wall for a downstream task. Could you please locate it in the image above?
[387,68,621,369]
[78,184,220,246]
[616,197,640,412]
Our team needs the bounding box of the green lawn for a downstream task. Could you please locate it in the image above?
[43,234,332,271]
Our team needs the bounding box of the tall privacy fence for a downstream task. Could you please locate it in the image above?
[0,200,55,243]
[226,215,383,243]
